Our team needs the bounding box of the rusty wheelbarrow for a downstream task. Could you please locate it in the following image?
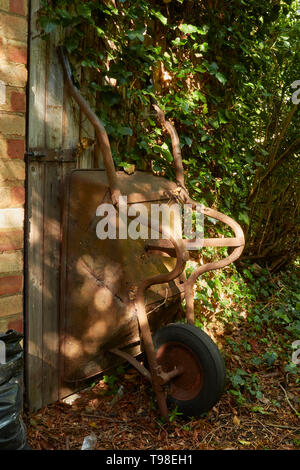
[58,47,245,418]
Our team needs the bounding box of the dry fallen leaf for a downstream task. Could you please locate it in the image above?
[239,440,251,446]
[124,164,135,175]
[233,415,241,426]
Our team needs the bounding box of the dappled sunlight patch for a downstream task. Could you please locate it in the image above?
[62,335,83,360]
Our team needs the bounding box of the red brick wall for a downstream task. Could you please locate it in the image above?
[0,0,27,333]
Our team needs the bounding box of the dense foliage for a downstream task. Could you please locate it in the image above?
[38,0,300,268]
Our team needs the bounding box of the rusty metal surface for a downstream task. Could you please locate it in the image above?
[109,348,152,382]
[60,170,183,385]
[156,341,203,401]
[153,104,186,191]
[26,148,77,162]
[146,236,244,255]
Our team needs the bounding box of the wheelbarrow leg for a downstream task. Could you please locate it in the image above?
[134,298,169,419]
[185,283,195,325]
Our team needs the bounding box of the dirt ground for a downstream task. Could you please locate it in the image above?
[25,364,299,451]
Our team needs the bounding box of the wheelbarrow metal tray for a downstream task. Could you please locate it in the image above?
[59,169,183,390]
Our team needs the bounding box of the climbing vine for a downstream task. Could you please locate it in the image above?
[38,0,300,269]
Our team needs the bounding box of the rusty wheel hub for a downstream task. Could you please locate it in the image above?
[156,341,203,401]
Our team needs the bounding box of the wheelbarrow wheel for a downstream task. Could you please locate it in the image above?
[152,323,226,417]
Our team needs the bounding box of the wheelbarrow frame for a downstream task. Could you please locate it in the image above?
[58,47,245,418]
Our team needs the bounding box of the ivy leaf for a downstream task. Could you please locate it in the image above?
[193,90,206,103]
[77,3,92,17]
[233,63,247,73]
[172,37,187,46]
[218,110,228,123]
[45,22,58,34]
[239,212,250,225]
[128,26,146,42]
[263,351,278,367]
[199,42,208,52]
[180,23,199,34]
[118,126,133,136]
[209,119,219,129]
[205,61,219,74]
[215,72,227,84]
[153,143,173,162]
[180,24,209,35]
[39,17,58,34]
[95,26,105,37]
[64,36,80,53]
[151,9,167,25]
[183,136,193,147]
[57,9,73,20]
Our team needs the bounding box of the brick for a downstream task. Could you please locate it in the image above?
[0,63,27,87]
[7,44,27,64]
[0,229,23,250]
[0,79,6,105]
[0,113,25,136]
[0,251,23,273]
[10,185,24,206]
[0,13,27,42]
[0,313,23,334]
[0,160,25,181]
[9,0,25,16]
[0,208,24,228]
[7,138,24,158]
[0,315,9,332]
[0,87,27,113]
[0,136,6,157]
[10,91,26,112]
[7,315,23,332]
[0,294,22,317]
[0,187,10,207]
[0,0,9,11]
[0,274,23,295]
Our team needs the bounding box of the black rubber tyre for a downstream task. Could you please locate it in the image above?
[152,323,226,417]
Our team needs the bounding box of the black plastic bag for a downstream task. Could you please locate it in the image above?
[0,330,27,450]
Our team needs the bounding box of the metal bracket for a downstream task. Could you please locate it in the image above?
[25,148,77,162]
[25,151,47,159]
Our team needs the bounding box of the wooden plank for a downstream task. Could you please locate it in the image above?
[41,162,62,404]
[26,0,46,410]
[58,162,75,398]
[28,0,46,148]
[63,83,80,150]
[79,114,95,168]
[45,29,64,149]
[79,66,95,169]
[25,161,44,411]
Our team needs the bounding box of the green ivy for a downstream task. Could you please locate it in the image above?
[38,0,300,267]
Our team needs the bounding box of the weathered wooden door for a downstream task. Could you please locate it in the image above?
[26,0,98,410]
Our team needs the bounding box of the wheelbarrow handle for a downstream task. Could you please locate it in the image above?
[145,200,245,325]
[57,46,120,205]
[153,104,186,191]
[182,201,245,324]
